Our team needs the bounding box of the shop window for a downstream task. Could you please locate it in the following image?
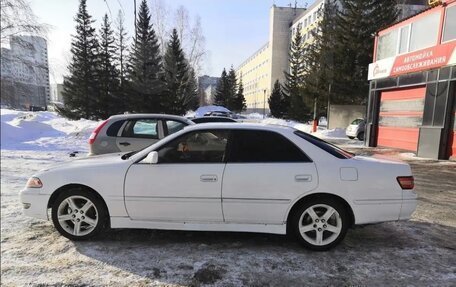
[377,29,398,60]
[443,5,456,42]
[422,83,437,126]
[409,12,440,52]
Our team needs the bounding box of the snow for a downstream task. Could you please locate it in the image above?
[1,109,98,152]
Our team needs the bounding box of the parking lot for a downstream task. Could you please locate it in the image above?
[1,147,456,286]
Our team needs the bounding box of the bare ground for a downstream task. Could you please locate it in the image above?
[1,148,456,287]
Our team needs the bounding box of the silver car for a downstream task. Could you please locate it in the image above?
[346,118,365,141]
[89,114,194,155]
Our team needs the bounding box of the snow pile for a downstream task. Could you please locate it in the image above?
[1,109,98,151]
[313,128,347,139]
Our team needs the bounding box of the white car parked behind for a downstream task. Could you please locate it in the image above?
[20,123,417,250]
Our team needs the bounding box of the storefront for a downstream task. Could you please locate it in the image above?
[366,0,456,159]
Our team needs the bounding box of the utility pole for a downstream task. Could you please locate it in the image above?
[263,89,267,118]
[134,0,137,36]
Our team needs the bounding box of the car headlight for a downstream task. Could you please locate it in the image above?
[26,177,43,188]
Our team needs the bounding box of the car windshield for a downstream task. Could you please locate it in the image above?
[351,119,364,125]
[294,130,354,159]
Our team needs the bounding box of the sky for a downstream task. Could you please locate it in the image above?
[29,0,312,84]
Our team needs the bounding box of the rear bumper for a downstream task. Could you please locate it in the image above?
[400,190,418,220]
[19,189,50,220]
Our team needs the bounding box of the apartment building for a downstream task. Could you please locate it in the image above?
[1,35,50,110]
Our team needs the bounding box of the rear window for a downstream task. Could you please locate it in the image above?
[294,130,354,159]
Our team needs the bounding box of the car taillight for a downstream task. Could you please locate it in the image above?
[397,176,414,190]
[88,120,108,145]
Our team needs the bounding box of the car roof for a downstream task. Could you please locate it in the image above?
[183,122,296,132]
[108,113,194,123]
[192,117,237,122]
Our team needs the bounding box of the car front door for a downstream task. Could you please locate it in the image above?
[222,130,318,224]
[124,129,229,222]
[116,118,164,152]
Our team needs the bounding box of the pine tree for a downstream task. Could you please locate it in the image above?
[301,0,338,118]
[283,25,309,121]
[127,0,162,113]
[225,66,238,110]
[184,68,199,111]
[114,10,129,113]
[334,0,398,104]
[268,80,287,118]
[232,76,246,112]
[97,14,119,119]
[60,0,99,119]
[162,28,196,115]
[214,68,229,107]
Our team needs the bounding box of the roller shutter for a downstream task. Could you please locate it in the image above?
[378,87,426,151]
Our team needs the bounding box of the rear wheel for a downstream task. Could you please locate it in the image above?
[290,198,348,251]
[347,136,355,139]
[51,189,107,240]
[357,132,365,141]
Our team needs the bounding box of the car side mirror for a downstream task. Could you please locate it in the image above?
[144,151,158,164]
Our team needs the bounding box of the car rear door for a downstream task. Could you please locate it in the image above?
[124,129,229,222]
[221,129,318,224]
[116,118,164,152]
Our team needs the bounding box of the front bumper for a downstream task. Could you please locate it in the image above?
[19,189,50,220]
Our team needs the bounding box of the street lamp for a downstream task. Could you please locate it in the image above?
[263,89,267,119]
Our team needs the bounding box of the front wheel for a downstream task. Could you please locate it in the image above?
[290,198,349,251]
[51,189,107,240]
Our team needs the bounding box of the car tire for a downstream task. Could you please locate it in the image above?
[357,132,365,141]
[290,197,349,251]
[347,136,355,139]
[51,189,107,241]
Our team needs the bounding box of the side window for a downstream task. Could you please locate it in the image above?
[165,120,187,135]
[122,119,159,139]
[229,130,311,163]
[157,130,229,163]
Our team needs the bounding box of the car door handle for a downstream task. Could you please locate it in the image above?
[119,142,131,146]
[200,175,218,182]
[295,175,312,182]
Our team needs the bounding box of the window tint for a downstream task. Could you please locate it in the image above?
[165,120,187,135]
[294,130,353,159]
[122,119,159,139]
[443,5,456,42]
[351,119,364,125]
[229,130,311,163]
[106,120,125,137]
[157,130,229,163]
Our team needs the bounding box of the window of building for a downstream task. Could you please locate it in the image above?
[377,29,399,60]
[409,12,440,52]
[399,25,410,54]
[443,4,456,42]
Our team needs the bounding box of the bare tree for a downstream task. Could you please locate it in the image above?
[115,10,129,84]
[0,0,47,46]
[149,0,170,53]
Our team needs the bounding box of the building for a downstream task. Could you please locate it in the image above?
[51,83,65,104]
[366,0,456,159]
[198,75,220,105]
[236,5,307,113]
[0,35,50,110]
[236,0,428,113]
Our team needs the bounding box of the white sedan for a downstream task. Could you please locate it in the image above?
[20,123,417,250]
